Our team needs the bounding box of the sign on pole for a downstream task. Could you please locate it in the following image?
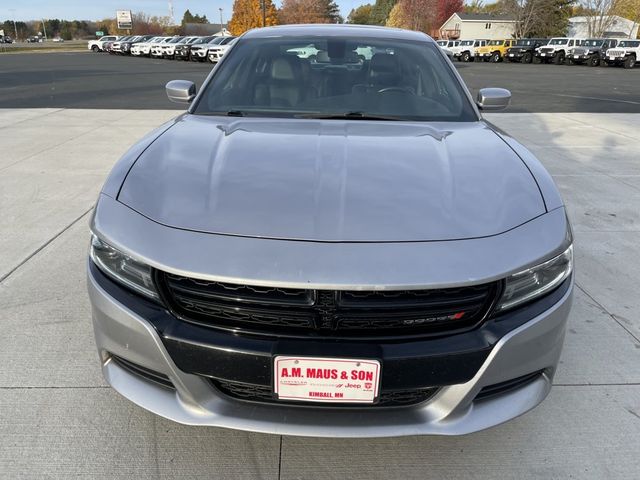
[95,31,104,37]
[116,10,133,30]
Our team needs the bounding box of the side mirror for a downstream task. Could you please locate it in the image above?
[166,80,196,104]
[476,88,511,111]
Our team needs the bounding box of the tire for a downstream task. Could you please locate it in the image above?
[565,57,574,66]
[91,45,100,53]
[491,52,501,63]
[461,51,470,62]
[523,52,533,64]
[589,55,600,67]
[533,56,541,64]
[554,51,565,65]
[624,55,636,69]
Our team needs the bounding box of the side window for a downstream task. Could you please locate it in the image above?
[569,40,574,47]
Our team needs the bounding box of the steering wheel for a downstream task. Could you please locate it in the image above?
[377,86,414,95]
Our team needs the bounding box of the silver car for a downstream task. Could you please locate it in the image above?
[87,25,573,437]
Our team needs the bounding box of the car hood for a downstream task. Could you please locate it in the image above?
[117,115,546,242]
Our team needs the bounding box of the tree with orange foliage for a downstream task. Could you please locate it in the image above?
[228,0,279,35]
[386,0,437,32]
[279,0,342,24]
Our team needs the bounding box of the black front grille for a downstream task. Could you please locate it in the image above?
[156,272,499,339]
[111,355,175,390]
[212,379,438,408]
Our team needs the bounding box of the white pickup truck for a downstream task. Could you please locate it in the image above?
[453,39,488,62]
[535,37,585,64]
[87,36,120,52]
[604,40,640,68]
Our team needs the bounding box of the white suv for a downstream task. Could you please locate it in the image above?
[604,40,640,69]
[207,37,237,63]
[132,37,161,56]
[88,36,119,52]
[454,39,488,62]
[535,38,585,64]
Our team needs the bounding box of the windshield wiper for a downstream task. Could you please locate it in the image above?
[199,110,247,117]
[297,111,402,121]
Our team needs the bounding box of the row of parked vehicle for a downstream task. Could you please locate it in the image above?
[437,37,640,69]
[87,34,237,63]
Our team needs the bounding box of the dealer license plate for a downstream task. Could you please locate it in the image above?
[574,55,579,59]
[274,356,380,403]
[609,56,615,60]
[509,53,514,56]
[540,53,546,56]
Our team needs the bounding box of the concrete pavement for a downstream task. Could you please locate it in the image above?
[0,109,639,479]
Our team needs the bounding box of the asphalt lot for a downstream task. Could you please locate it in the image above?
[1,51,640,478]
[0,51,639,112]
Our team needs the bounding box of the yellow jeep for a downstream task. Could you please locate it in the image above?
[477,39,517,63]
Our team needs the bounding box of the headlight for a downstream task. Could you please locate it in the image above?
[90,234,158,299]
[496,245,573,312]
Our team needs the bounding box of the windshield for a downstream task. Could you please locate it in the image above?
[583,39,604,47]
[618,40,640,48]
[516,39,535,46]
[488,40,504,46]
[460,40,474,46]
[437,40,447,46]
[549,38,568,45]
[193,36,477,122]
[168,37,183,44]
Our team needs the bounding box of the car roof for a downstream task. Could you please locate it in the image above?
[242,24,433,43]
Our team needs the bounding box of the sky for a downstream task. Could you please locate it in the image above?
[3,0,367,23]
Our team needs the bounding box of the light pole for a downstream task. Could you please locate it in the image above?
[260,0,266,27]
[41,19,47,41]
[219,8,223,34]
[9,8,18,40]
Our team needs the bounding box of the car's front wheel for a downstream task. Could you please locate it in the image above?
[589,55,600,67]
[92,45,100,53]
[523,52,533,63]
[624,55,636,69]
[461,51,470,62]
[491,52,501,63]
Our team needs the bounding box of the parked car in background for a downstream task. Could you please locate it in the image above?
[88,35,119,52]
[87,24,574,437]
[535,37,584,64]
[26,36,43,43]
[108,35,132,54]
[131,36,161,56]
[161,36,189,59]
[454,39,488,62]
[207,37,237,63]
[506,38,548,63]
[437,40,459,61]
[52,37,64,42]
[604,39,640,68]
[174,36,207,61]
[148,37,172,58]
[477,39,517,62]
[120,35,155,55]
[190,36,230,62]
[567,38,618,66]
[1,35,13,44]
[110,35,138,54]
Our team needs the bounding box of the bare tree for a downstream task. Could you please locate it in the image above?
[503,0,548,38]
[580,0,624,36]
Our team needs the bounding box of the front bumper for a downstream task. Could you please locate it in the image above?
[88,259,573,437]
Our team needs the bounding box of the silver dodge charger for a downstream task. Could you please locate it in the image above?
[87,24,574,437]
